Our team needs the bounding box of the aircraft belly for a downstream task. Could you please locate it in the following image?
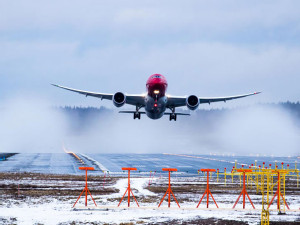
[145,96,166,119]
[146,111,164,119]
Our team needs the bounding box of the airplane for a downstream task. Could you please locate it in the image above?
[52,74,261,121]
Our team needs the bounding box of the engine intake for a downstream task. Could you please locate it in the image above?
[113,92,126,107]
[186,95,199,110]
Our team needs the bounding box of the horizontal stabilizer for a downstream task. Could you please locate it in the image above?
[119,111,146,114]
[164,112,190,116]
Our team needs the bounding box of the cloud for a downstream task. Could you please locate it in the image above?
[1,1,299,37]
[1,1,300,105]
[1,38,299,106]
[0,1,299,157]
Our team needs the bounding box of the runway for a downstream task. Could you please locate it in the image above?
[0,153,297,175]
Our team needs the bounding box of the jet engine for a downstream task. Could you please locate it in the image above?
[113,92,126,107]
[186,95,199,110]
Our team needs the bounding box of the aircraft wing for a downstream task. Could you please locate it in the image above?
[125,94,146,106]
[166,96,187,108]
[198,92,261,104]
[51,84,146,106]
[51,84,113,100]
[166,92,261,108]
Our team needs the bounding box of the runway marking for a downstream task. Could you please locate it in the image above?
[80,153,110,173]
[163,153,248,168]
[63,148,85,165]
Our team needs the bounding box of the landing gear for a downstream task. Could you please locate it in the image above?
[133,112,141,120]
[169,107,177,121]
[133,105,141,120]
[169,113,177,121]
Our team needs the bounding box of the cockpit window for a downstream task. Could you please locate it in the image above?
[152,75,161,79]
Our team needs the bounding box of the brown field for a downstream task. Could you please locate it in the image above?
[0,172,299,225]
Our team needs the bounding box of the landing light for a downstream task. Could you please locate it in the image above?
[154,90,160,94]
[154,103,158,107]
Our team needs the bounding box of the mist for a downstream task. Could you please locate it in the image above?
[0,97,68,153]
[215,105,300,156]
[0,96,299,156]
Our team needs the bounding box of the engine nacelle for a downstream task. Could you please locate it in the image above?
[186,95,199,110]
[113,92,126,107]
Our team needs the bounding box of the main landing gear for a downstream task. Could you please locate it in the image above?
[133,112,141,120]
[169,113,177,121]
[134,105,141,120]
[169,107,177,121]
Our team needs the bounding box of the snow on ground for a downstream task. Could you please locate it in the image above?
[107,177,157,198]
[1,196,299,225]
[0,176,299,224]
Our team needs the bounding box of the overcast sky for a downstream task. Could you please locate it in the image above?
[1,0,300,107]
[1,1,300,155]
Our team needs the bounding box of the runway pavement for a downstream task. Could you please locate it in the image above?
[0,152,296,175]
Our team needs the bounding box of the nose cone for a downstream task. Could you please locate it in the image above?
[146,74,167,86]
[146,74,168,97]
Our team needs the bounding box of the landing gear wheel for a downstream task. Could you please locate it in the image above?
[169,113,177,121]
[134,112,141,120]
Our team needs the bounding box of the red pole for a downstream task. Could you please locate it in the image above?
[277,172,280,210]
[206,171,209,208]
[243,172,245,209]
[118,167,139,207]
[152,171,156,183]
[128,170,130,207]
[232,169,255,209]
[73,167,97,208]
[103,172,106,188]
[268,170,289,210]
[158,168,180,208]
[196,169,218,208]
[168,171,171,207]
[85,169,87,206]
